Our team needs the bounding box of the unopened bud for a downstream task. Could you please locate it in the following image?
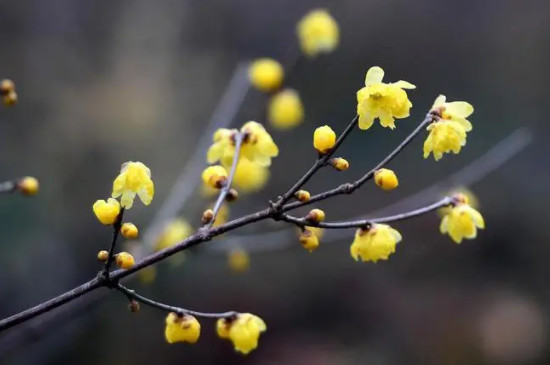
[201,209,214,224]
[306,208,325,223]
[115,252,135,269]
[121,222,139,239]
[330,157,349,171]
[128,300,140,313]
[16,176,39,196]
[97,250,109,262]
[295,190,311,203]
[225,188,239,202]
[374,168,399,191]
[0,79,15,95]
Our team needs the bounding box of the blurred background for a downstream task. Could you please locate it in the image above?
[0,0,548,364]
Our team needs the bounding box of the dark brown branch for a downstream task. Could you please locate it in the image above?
[103,209,125,274]
[281,197,453,229]
[116,284,237,319]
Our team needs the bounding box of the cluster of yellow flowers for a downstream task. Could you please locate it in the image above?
[92,161,155,270]
[205,121,278,193]
[164,312,266,355]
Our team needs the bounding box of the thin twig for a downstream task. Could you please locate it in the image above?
[0,180,15,193]
[116,284,237,319]
[103,209,125,274]
[281,197,453,229]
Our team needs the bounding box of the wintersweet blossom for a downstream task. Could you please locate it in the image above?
[112,161,154,209]
[350,224,402,262]
[164,313,201,344]
[424,95,474,161]
[440,200,485,244]
[232,157,269,193]
[217,313,266,354]
[374,168,399,191]
[297,9,339,57]
[313,125,336,153]
[356,66,415,130]
[268,89,304,129]
[93,198,121,225]
[249,58,284,92]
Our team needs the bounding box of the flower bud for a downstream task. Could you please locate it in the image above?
[201,209,214,225]
[268,89,304,129]
[0,79,15,95]
[116,252,135,269]
[92,198,121,225]
[202,165,228,189]
[226,188,239,202]
[165,313,201,344]
[128,300,140,313]
[16,176,39,196]
[121,222,139,239]
[249,58,284,92]
[313,125,336,153]
[299,230,319,252]
[2,91,17,106]
[374,168,399,191]
[307,208,325,223]
[295,190,311,203]
[97,250,109,262]
[330,157,349,171]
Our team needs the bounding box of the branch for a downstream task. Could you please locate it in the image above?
[0,180,15,193]
[202,132,243,229]
[103,209,125,274]
[116,284,237,319]
[281,197,453,229]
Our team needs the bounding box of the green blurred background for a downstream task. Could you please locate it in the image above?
[0,0,548,364]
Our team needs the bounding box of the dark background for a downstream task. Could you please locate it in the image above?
[0,0,548,364]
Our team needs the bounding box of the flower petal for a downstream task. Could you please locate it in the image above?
[364,66,384,86]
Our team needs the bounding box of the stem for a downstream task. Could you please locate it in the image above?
[281,197,453,229]
[103,209,125,273]
[202,132,244,229]
[116,284,237,319]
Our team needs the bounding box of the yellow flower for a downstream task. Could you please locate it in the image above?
[249,58,284,92]
[92,198,121,225]
[438,188,479,217]
[228,248,250,272]
[17,177,39,196]
[115,252,135,269]
[299,228,320,252]
[313,125,336,153]
[112,161,154,209]
[374,168,399,191]
[350,224,402,263]
[232,157,270,193]
[120,222,139,239]
[202,165,228,189]
[217,313,266,354]
[297,9,339,57]
[155,219,193,251]
[207,123,278,168]
[268,89,304,129]
[165,313,201,344]
[306,226,324,240]
[424,95,473,161]
[440,202,485,244]
[356,66,416,130]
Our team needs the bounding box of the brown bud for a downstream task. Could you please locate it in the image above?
[201,209,214,224]
[0,79,15,95]
[294,190,311,203]
[225,188,239,202]
[97,250,109,262]
[329,157,350,171]
[3,91,17,106]
[128,300,140,313]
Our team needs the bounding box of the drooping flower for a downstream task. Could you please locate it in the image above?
[207,128,235,166]
[423,95,474,161]
[155,219,193,251]
[217,313,266,354]
[112,161,154,209]
[297,9,339,57]
[374,168,399,191]
[356,66,416,130]
[440,199,485,244]
[350,224,402,263]
[313,125,336,153]
[268,89,304,129]
[202,165,228,189]
[299,229,319,252]
[93,198,121,225]
[164,313,201,344]
[249,58,284,92]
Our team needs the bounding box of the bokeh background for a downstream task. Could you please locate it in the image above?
[0,0,548,364]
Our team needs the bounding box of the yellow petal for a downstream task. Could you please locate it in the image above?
[440,215,449,234]
[393,80,416,89]
[432,95,446,110]
[446,101,474,118]
[112,174,125,198]
[358,112,375,130]
[364,66,384,86]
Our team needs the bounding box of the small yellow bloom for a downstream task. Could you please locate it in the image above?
[115,252,135,269]
[233,157,270,193]
[240,121,279,167]
[313,125,336,153]
[374,168,399,191]
[207,128,235,165]
[97,250,109,262]
[299,229,320,252]
[307,208,326,222]
[306,226,324,240]
[228,248,250,272]
[217,313,266,354]
[268,89,304,129]
[120,222,139,239]
[165,313,201,344]
[331,157,349,171]
[438,188,479,217]
[356,66,416,130]
[17,177,39,196]
[202,165,228,189]
[297,9,339,57]
[350,224,402,263]
[424,95,474,161]
[92,198,121,225]
[440,203,485,244]
[249,58,284,92]
[155,219,193,251]
[112,161,154,209]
